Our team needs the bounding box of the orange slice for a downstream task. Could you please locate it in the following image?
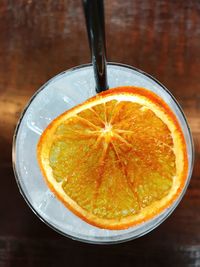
[37,86,188,230]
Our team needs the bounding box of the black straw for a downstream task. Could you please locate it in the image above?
[83,0,108,93]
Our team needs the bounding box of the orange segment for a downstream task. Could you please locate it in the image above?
[37,86,188,229]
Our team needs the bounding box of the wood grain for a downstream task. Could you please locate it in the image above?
[0,0,200,266]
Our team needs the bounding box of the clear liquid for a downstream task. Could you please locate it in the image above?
[14,63,193,243]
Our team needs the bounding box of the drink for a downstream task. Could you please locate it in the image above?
[13,63,194,243]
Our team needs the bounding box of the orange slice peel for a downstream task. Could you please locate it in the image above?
[37,86,188,230]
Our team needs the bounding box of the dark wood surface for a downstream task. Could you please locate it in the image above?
[0,0,200,266]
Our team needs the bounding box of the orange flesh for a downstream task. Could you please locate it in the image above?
[37,86,188,229]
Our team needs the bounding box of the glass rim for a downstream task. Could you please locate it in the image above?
[12,62,195,244]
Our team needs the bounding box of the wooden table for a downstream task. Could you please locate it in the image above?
[1,0,200,266]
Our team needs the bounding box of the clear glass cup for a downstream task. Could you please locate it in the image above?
[12,63,194,244]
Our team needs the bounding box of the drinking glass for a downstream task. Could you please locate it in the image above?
[12,63,194,244]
